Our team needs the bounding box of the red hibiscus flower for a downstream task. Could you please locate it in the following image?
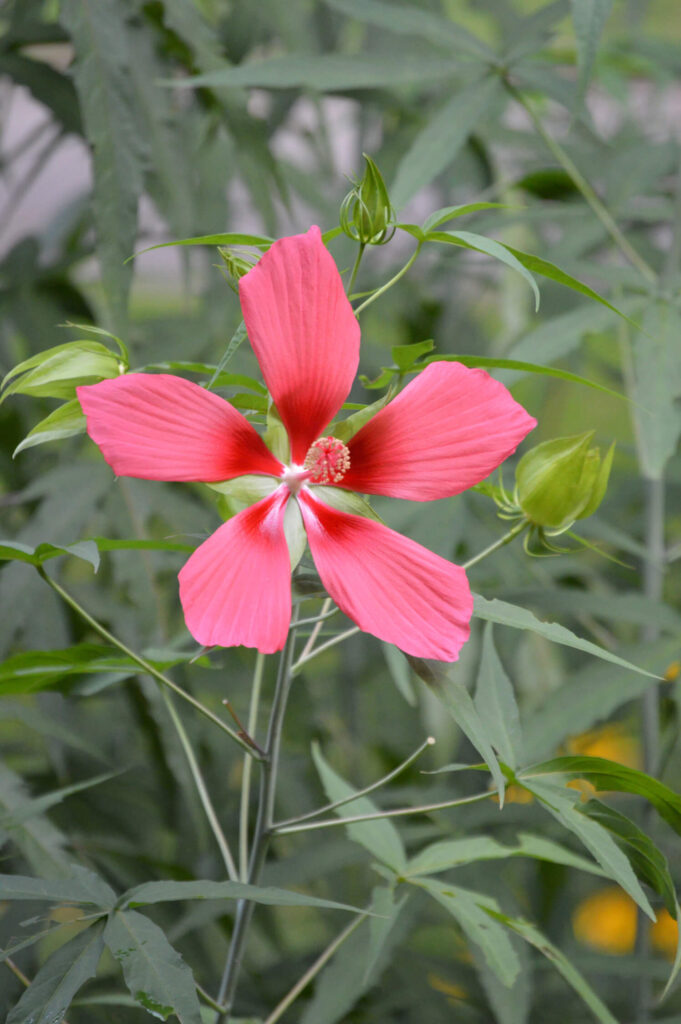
[77,227,535,660]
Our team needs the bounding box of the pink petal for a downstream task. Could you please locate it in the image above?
[298,491,472,661]
[239,226,360,463]
[179,488,291,652]
[342,362,537,500]
[77,374,282,481]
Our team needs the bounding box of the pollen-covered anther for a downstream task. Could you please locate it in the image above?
[303,436,351,485]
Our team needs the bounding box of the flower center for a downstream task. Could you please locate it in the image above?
[303,436,351,485]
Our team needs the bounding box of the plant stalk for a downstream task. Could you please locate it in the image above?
[239,651,266,880]
[215,612,299,1020]
[353,244,422,316]
[462,519,529,569]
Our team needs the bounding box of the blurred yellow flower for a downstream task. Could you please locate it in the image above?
[565,722,641,798]
[573,888,678,959]
[427,972,468,1003]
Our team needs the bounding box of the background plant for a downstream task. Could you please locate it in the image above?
[1,1,680,1023]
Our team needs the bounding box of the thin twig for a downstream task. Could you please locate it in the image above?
[36,568,263,760]
[263,913,369,1024]
[292,626,360,674]
[239,651,265,880]
[274,736,436,830]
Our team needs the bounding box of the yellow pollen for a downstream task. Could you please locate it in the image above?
[303,436,351,485]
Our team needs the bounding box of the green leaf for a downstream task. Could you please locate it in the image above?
[132,234,272,261]
[502,244,635,322]
[571,0,613,108]
[500,586,681,633]
[422,202,513,232]
[7,923,105,1024]
[121,879,369,915]
[0,771,120,830]
[0,539,100,570]
[59,0,147,332]
[332,391,392,442]
[0,867,116,908]
[0,52,81,134]
[323,0,494,59]
[0,762,71,877]
[412,877,520,987]
[1,341,122,403]
[496,915,618,1024]
[391,76,502,209]
[632,302,681,479]
[474,624,522,770]
[473,595,660,679]
[172,54,460,92]
[311,742,407,872]
[382,644,417,705]
[391,339,435,371]
[520,778,655,919]
[90,536,196,555]
[104,910,201,1024]
[426,229,540,310]
[522,755,681,836]
[207,320,250,387]
[407,657,506,802]
[405,832,606,878]
[14,399,86,456]
[580,799,677,917]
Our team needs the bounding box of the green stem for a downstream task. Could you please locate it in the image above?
[462,519,529,569]
[347,242,366,296]
[506,82,657,285]
[161,689,238,881]
[272,788,495,836]
[215,612,300,1020]
[275,736,436,830]
[36,568,262,761]
[239,652,265,880]
[292,625,360,674]
[353,243,422,316]
[263,913,369,1024]
[636,476,665,1024]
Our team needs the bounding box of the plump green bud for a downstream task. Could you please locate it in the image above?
[515,432,615,532]
[218,247,260,292]
[340,153,396,246]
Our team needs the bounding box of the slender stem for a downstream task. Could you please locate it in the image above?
[215,612,300,1020]
[292,626,360,674]
[275,736,436,830]
[36,568,262,761]
[295,606,340,630]
[636,476,665,1024]
[347,242,366,296]
[297,597,333,662]
[506,82,657,285]
[197,982,227,1013]
[161,689,238,881]
[263,913,369,1024]
[5,957,30,987]
[353,244,422,316]
[239,652,265,880]
[462,519,529,569]
[273,789,495,836]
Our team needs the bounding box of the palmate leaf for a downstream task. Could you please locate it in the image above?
[520,779,655,920]
[121,879,371,915]
[412,877,520,987]
[311,743,407,872]
[0,867,116,908]
[522,755,681,836]
[0,771,119,831]
[473,595,660,679]
[323,0,494,59]
[494,914,619,1024]
[104,910,201,1024]
[6,922,105,1024]
[571,0,614,108]
[0,762,72,877]
[59,0,147,333]
[390,76,503,209]
[580,799,677,917]
[172,53,460,92]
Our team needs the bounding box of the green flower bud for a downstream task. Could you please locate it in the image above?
[515,432,615,532]
[218,247,260,292]
[340,153,396,246]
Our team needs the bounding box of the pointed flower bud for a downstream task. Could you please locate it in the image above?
[218,247,260,292]
[340,154,396,246]
[515,432,614,533]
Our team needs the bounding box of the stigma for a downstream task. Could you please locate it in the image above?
[303,436,351,485]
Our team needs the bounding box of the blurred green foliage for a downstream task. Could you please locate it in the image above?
[1,1,680,1022]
